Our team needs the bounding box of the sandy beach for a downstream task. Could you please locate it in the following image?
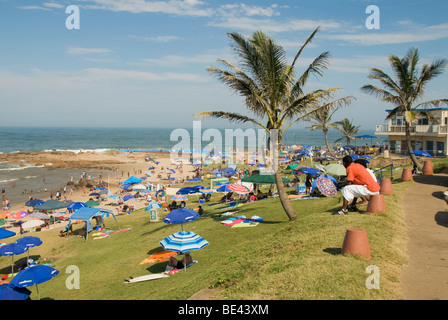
[1,150,199,235]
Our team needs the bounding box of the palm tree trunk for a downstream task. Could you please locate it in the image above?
[272,133,298,221]
[324,131,334,157]
[405,121,421,170]
[275,168,298,220]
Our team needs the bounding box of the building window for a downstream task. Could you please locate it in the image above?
[417,118,429,125]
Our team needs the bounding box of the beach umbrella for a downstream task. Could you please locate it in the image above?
[21,220,45,230]
[410,150,431,157]
[28,212,49,220]
[315,164,326,172]
[85,200,100,207]
[160,231,209,254]
[349,154,359,160]
[108,194,119,201]
[132,184,147,190]
[301,168,321,175]
[313,176,337,197]
[34,200,68,211]
[122,195,135,202]
[12,211,28,220]
[89,192,101,197]
[8,265,59,300]
[228,184,249,194]
[15,236,43,266]
[199,188,213,194]
[216,184,232,193]
[25,199,44,207]
[163,208,199,231]
[176,187,199,195]
[0,228,16,239]
[0,284,31,300]
[170,195,188,201]
[0,243,28,275]
[67,202,88,211]
[324,163,347,176]
[145,202,161,211]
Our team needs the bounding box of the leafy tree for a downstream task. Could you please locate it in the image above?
[305,96,355,156]
[361,48,447,168]
[196,27,342,221]
[334,118,360,147]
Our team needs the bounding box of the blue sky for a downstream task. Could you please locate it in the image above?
[1,0,447,130]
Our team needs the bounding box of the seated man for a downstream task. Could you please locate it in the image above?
[335,155,380,215]
[167,253,193,271]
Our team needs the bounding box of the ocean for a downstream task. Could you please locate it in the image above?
[0,126,377,207]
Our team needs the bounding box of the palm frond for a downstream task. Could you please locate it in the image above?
[195,111,268,131]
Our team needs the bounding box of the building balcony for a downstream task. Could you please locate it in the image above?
[375,124,447,136]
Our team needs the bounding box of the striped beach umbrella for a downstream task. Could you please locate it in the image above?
[170,195,188,201]
[160,231,209,253]
[228,184,249,194]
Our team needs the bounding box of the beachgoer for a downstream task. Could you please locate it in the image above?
[305,174,313,195]
[198,206,204,216]
[335,155,380,215]
[167,253,193,270]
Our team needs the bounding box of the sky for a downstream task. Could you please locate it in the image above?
[1,0,447,131]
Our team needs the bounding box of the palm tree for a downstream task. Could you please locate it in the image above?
[305,96,356,156]
[361,48,447,169]
[334,118,360,147]
[195,27,342,221]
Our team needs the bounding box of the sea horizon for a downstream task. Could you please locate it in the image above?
[0,126,380,155]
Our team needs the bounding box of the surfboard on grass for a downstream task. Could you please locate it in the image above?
[124,273,169,283]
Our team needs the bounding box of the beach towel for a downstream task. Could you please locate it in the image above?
[231,222,259,228]
[221,215,245,225]
[243,215,264,223]
[113,228,132,234]
[93,235,110,240]
[139,251,177,265]
[166,260,198,274]
[220,210,238,217]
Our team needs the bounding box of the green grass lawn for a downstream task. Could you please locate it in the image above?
[2,157,446,300]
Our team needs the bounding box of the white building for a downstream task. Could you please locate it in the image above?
[375,107,448,157]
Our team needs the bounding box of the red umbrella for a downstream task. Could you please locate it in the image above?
[12,211,28,220]
[228,184,249,194]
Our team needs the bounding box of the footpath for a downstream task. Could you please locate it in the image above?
[401,172,448,300]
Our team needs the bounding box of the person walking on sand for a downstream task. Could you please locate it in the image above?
[334,155,380,215]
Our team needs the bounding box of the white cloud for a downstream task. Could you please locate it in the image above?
[17,5,51,11]
[43,2,65,9]
[67,47,112,55]
[327,23,448,45]
[209,16,341,33]
[129,35,181,42]
[79,0,213,17]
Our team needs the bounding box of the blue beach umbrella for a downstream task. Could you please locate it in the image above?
[160,231,209,254]
[67,202,88,210]
[8,265,59,300]
[145,202,161,211]
[0,284,31,300]
[410,150,431,157]
[349,154,359,160]
[25,199,44,207]
[0,243,28,274]
[176,187,198,195]
[163,208,199,231]
[216,184,232,193]
[0,228,16,240]
[89,192,101,197]
[301,167,321,175]
[15,236,43,266]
